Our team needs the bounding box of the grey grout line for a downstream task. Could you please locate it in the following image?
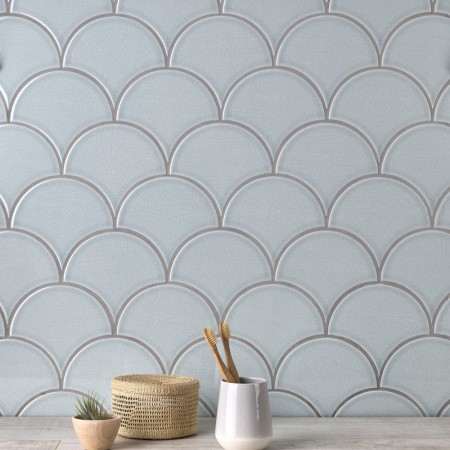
[0,228,62,279]
[167,119,274,168]
[274,12,381,65]
[166,13,274,64]
[326,174,433,229]
[270,388,321,417]
[167,226,274,279]
[198,398,214,417]
[0,12,61,59]
[221,173,326,225]
[380,12,450,61]
[377,335,428,386]
[168,338,205,375]
[15,388,85,417]
[8,67,115,119]
[327,66,433,119]
[3,121,62,172]
[379,120,450,169]
[113,66,221,121]
[326,281,432,335]
[8,174,115,231]
[331,387,426,418]
[221,65,327,119]
[433,188,450,223]
[437,398,450,417]
[220,280,326,333]
[0,336,63,388]
[272,334,378,387]
[378,227,450,274]
[273,119,379,169]
[430,295,450,333]
[60,13,167,67]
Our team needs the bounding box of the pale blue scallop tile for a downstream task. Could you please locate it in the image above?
[329,178,430,261]
[440,403,450,416]
[0,340,59,415]
[171,342,221,413]
[118,284,216,369]
[117,0,218,49]
[276,338,377,416]
[11,178,112,263]
[0,16,59,103]
[0,231,59,317]
[277,123,377,208]
[382,124,450,208]
[382,230,450,315]
[277,15,378,100]
[65,123,165,209]
[329,284,429,368]
[11,0,112,48]
[224,69,324,155]
[434,298,450,335]
[11,71,112,155]
[435,193,450,227]
[0,208,5,228]
[118,177,218,263]
[170,230,271,315]
[0,124,60,212]
[384,16,450,101]
[381,337,450,416]
[64,232,165,317]
[224,176,324,260]
[226,284,324,368]
[19,391,77,416]
[436,0,450,12]
[223,0,324,49]
[330,0,430,47]
[269,391,317,417]
[10,285,111,370]
[64,16,165,100]
[435,84,450,122]
[330,69,430,155]
[64,338,163,409]
[171,123,271,208]
[117,70,218,156]
[171,16,272,100]
[276,230,377,316]
[335,391,423,417]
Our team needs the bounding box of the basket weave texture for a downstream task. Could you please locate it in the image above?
[111,374,199,439]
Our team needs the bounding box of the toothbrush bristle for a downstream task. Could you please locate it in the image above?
[219,322,230,340]
[204,327,217,346]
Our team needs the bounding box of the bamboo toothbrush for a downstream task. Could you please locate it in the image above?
[219,322,240,383]
[203,327,236,383]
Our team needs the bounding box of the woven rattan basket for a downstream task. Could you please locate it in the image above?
[111,374,199,439]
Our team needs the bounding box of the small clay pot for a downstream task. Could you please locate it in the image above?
[72,414,121,450]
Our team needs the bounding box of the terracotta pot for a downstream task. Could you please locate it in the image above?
[72,414,121,450]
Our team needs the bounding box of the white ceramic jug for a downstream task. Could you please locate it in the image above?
[215,377,272,450]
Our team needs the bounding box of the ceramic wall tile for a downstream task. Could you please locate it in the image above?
[0,0,449,418]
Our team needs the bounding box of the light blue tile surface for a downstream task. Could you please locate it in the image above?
[0,1,449,418]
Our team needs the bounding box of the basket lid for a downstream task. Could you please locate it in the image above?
[112,374,199,396]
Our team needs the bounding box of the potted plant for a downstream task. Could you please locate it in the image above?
[72,392,121,450]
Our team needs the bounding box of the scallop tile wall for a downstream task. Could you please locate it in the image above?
[0,0,449,418]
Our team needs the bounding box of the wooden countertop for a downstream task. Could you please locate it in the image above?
[0,417,449,449]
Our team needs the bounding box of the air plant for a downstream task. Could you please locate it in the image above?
[74,392,110,420]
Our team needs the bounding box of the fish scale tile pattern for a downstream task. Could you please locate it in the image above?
[0,0,449,418]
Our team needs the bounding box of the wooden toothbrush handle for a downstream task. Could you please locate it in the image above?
[223,339,240,383]
[207,344,235,383]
